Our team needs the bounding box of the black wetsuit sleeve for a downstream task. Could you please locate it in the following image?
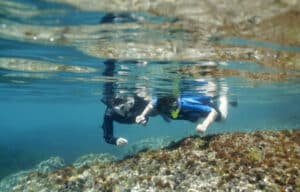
[102,108,117,145]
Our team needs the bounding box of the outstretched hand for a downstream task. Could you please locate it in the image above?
[116,137,128,146]
[135,115,147,125]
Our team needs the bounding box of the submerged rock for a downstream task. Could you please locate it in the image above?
[0,156,65,192]
[125,136,175,156]
[5,129,300,192]
[35,156,65,174]
[73,153,117,168]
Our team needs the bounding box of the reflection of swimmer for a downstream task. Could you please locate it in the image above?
[100,12,140,24]
[136,93,229,133]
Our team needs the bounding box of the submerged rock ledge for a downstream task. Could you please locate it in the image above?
[7,130,300,191]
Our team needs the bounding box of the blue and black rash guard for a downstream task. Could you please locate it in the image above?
[153,95,216,123]
[102,96,150,145]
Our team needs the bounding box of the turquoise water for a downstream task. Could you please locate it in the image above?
[0,0,300,180]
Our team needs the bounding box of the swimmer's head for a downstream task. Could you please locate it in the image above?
[156,96,177,114]
[113,96,135,116]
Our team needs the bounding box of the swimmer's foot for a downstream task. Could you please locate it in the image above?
[196,124,208,133]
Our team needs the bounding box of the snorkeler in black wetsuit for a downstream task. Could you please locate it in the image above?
[101,60,155,146]
[102,95,152,146]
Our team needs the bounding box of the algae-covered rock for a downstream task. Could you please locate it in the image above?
[0,156,65,192]
[125,136,174,156]
[247,146,264,162]
[73,153,117,168]
[6,130,300,192]
[35,156,65,174]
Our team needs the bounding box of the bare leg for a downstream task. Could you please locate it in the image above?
[218,96,228,121]
[196,108,218,132]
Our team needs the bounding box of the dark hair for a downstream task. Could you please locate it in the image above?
[112,97,126,106]
[105,96,128,107]
[156,96,177,114]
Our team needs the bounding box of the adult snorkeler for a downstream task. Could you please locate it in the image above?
[102,95,155,146]
[101,60,156,146]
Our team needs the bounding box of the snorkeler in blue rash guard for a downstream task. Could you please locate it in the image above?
[136,94,228,132]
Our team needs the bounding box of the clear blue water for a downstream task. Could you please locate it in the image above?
[0,0,300,180]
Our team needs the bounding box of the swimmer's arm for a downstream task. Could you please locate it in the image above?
[136,102,154,125]
[141,102,154,117]
[102,108,128,146]
[196,108,218,132]
[102,111,117,145]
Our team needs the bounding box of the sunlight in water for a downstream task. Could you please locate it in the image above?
[0,0,299,190]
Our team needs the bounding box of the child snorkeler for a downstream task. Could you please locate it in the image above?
[136,94,229,132]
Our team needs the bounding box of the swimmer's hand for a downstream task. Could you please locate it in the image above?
[116,137,128,146]
[135,115,147,125]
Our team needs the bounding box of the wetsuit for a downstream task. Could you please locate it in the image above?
[102,95,149,145]
[101,59,157,145]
